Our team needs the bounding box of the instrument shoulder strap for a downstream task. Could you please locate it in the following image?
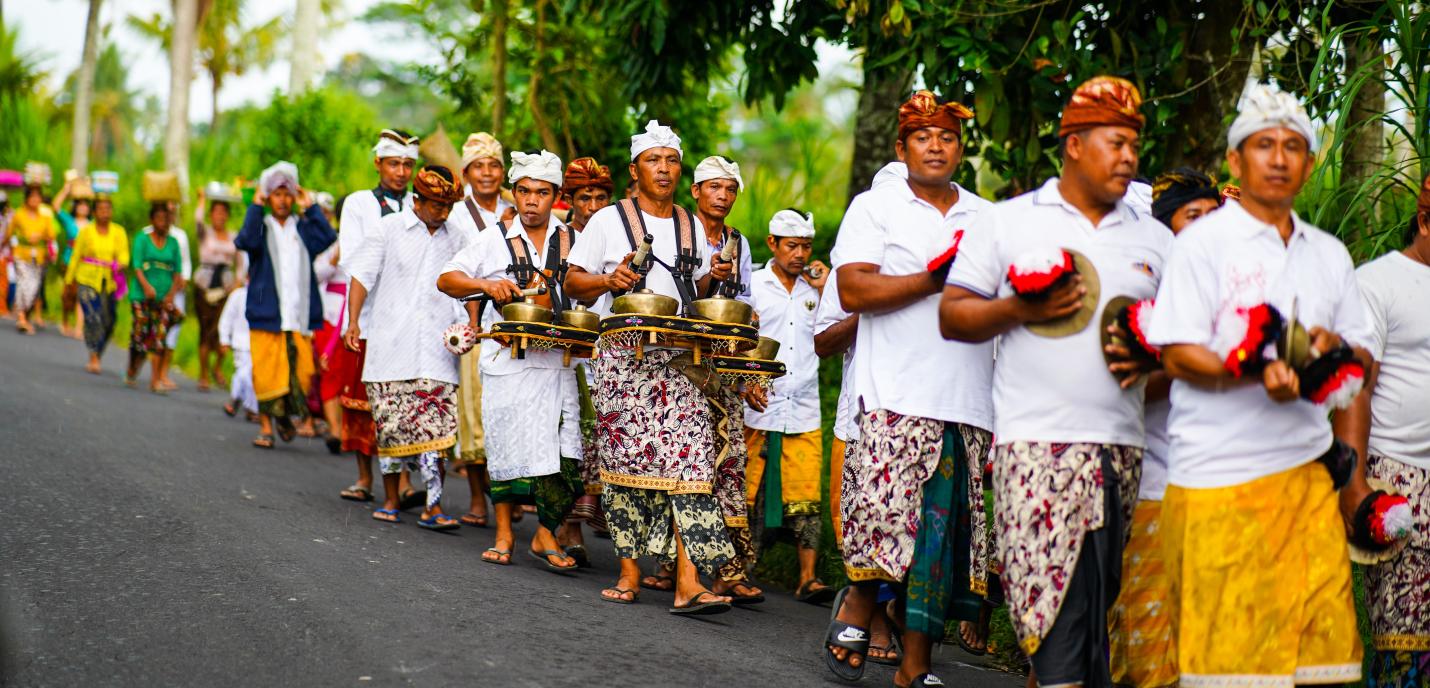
[615,198,644,252]
[466,197,486,231]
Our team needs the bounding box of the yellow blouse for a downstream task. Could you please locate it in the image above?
[9,206,57,264]
[64,223,130,294]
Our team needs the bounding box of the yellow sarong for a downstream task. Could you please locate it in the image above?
[831,437,847,546]
[1110,499,1178,688]
[455,350,485,464]
[249,330,314,403]
[1162,461,1362,687]
[744,428,822,517]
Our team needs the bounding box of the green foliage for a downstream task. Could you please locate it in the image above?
[0,23,46,103]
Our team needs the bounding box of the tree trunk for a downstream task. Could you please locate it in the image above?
[527,0,560,154]
[1338,4,1386,248]
[70,0,103,173]
[846,60,914,205]
[289,0,320,93]
[490,0,508,139]
[210,75,221,131]
[1160,0,1259,174]
[164,0,200,192]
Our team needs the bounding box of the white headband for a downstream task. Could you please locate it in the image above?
[1228,83,1318,153]
[693,156,744,191]
[373,136,419,161]
[630,119,683,162]
[769,209,815,238]
[259,161,300,195]
[508,150,564,188]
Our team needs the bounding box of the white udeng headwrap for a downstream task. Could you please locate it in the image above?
[630,120,683,162]
[1228,83,1319,153]
[461,132,504,172]
[508,150,564,188]
[769,209,815,238]
[259,161,300,195]
[693,156,743,190]
[372,135,419,161]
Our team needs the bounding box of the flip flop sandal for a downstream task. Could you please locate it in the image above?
[823,587,869,683]
[223,402,237,417]
[399,488,428,511]
[955,602,993,656]
[339,485,373,502]
[252,434,275,449]
[669,592,731,616]
[868,634,902,666]
[417,514,461,531]
[324,435,342,455]
[482,548,512,565]
[725,582,765,605]
[528,549,578,572]
[641,574,676,592]
[459,512,489,527]
[563,544,591,568]
[371,508,401,523]
[601,587,639,605]
[796,579,837,605]
[276,418,297,443]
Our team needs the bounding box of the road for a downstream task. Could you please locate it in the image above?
[0,323,1017,687]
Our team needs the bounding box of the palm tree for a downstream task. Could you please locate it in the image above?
[0,24,45,103]
[70,0,104,173]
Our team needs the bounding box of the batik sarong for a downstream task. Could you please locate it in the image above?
[455,350,485,464]
[576,365,601,494]
[1366,452,1429,668]
[709,385,755,581]
[491,457,582,531]
[337,340,376,455]
[365,377,457,457]
[1110,499,1178,688]
[250,330,314,419]
[994,441,1139,656]
[130,299,180,353]
[602,483,733,576]
[78,285,117,355]
[12,260,44,313]
[841,410,991,592]
[593,348,713,492]
[1162,460,1362,687]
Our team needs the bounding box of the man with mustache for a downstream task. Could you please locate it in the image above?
[565,120,736,615]
[940,77,1172,685]
[1145,84,1372,686]
[439,150,585,570]
[823,90,996,688]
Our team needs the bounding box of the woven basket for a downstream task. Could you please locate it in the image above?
[142,171,181,202]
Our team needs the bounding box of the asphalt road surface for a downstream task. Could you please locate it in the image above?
[0,323,1018,687]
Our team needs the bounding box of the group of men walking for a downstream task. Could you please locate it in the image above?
[217,74,1425,688]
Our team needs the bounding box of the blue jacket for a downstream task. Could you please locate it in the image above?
[236,202,336,333]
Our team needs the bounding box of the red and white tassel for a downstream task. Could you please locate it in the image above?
[1008,248,1074,296]
[1370,494,1413,545]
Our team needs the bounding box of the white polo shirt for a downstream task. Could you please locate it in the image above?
[1145,201,1374,488]
[347,208,469,384]
[448,195,514,243]
[948,177,1172,446]
[442,215,570,376]
[567,202,712,308]
[813,266,858,443]
[744,265,822,434]
[831,178,994,429]
[1357,252,1430,469]
[339,187,412,331]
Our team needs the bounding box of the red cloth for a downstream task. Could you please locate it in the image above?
[1057,76,1145,137]
[337,340,377,456]
[313,323,343,402]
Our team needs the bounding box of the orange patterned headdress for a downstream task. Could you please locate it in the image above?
[564,157,614,193]
[413,165,463,204]
[898,90,974,141]
[1059,76,1146,137]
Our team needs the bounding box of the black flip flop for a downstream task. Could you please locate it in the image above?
[641,574,676,592]
[797,579,837,605]
[276,417,296,443]
[955,601,993,657]
[529,549,578,573]
[725,581,765,605]
[601,587,638,605]
[669,592,730,616]
[823,586,868,683]
[868,632,902,665]
[563,544,591,568]
[324,435,342,455]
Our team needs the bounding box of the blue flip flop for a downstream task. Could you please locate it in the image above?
[371,508,401,523]
[417,513,461,531]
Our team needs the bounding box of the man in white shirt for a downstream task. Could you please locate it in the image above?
[335,129,418,504]
[691,155,754,300]
[344,165,471,530]
[825,90,995,688]
[438,149,586,570]
[743,208,832,603]
[942,77,1170,685]
[1338,176,1430,680]
[1146,84,1371,685]
[564,120,735,615]
[218,284,256,420]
